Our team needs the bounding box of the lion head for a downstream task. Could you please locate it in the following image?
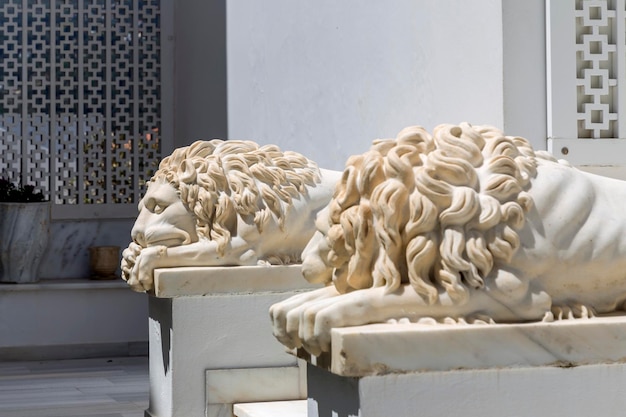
[131,139,321,256]
[303,123,541,305]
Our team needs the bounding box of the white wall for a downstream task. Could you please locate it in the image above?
[227,0,507,171]
[0,282,147,360]
[173,0,227,148]
[502,0,547,150]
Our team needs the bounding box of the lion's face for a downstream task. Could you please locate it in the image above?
[131,179,199,248]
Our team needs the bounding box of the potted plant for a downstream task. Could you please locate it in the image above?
[0,178,50,283]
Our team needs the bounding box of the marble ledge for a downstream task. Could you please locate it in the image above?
[206,366,306,405]
[302,315,626,377]
[0,278,128,292]
[234,400,307,417]
[153,264,322,298]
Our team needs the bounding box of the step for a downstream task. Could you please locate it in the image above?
[233,400,307,417]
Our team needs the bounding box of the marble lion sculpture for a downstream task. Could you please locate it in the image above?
[270,122,626,356]
[122,139,341,292]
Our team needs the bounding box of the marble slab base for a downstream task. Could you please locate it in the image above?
[305,315,626,377]
[307,361,626,417]
[303,315,626,417]
[206,364,306,417]
[153,264,321,297]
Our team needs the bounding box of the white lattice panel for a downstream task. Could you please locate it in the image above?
[0,116,23,180]
[575,0,618,138]
[0,0,171,218]
[54,115,80,204]
[547,0,626,166]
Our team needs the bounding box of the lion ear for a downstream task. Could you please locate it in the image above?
[179,160,197,184]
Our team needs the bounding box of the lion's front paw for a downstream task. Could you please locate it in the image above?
[551,304,596,320]
[124,245,166,292]
[270,286,386,356]
[270,286,342,355]
[294,295,351,356]
[121,242,142,283]
[271,284,446,356]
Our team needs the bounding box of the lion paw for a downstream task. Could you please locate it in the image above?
[463,314,496,325]
[551,304,596,320]
[413,315,495,326]
[122,244,165,292]
[121,243,141,282]
[270,286,342,356]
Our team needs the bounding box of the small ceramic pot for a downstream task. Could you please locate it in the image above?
[89,246,121,280]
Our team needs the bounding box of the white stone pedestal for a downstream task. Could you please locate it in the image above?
[145,265,317,417]
[304,316,626,417]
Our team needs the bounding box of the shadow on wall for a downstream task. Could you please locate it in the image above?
[150,297,173,375]
[307,365,359,417]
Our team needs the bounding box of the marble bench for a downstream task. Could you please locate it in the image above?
[0,279,147,361]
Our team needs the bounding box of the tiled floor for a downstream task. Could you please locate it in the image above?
[0,356,149,417]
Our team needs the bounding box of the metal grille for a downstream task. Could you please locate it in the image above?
[0,0,165,217]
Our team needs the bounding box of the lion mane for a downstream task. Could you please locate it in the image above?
[151,139,321,258]
[320,122,550,304]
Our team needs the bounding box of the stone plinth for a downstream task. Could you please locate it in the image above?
[304,316,626,417]
[146,265,318,417]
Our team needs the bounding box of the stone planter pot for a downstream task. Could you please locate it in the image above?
[0,201,51,283]
[89,246,121,280]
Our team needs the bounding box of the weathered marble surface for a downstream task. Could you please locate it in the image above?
[271,123,626,355]
[307,361,626,417]
[233,400,307,417]
[146,265,313,417]
[307,315,626,377]
[122,139,342,293]
[206,366,306,406]
[39,219,133,279]
[153,265,321,297]
[0,202,50,283]
[304,314,626,416]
